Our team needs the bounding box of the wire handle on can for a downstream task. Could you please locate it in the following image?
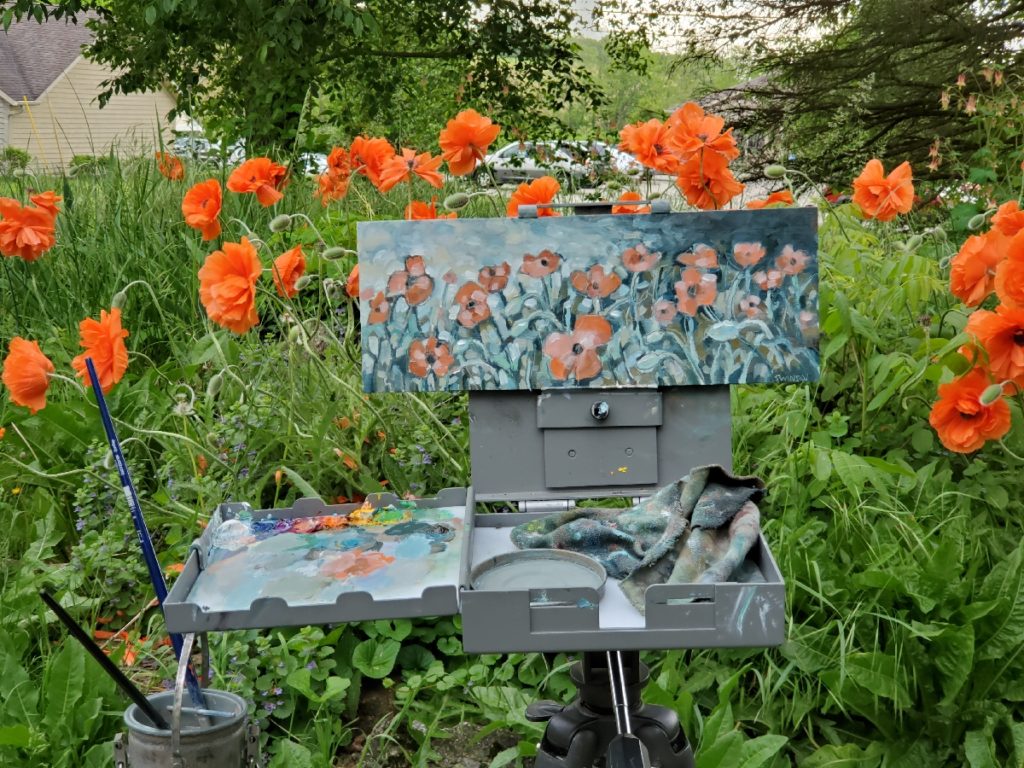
[171,632,199,766]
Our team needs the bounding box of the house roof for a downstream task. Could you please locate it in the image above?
[0,11,96,105]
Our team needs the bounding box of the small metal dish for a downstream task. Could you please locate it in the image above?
[470,549,607,595]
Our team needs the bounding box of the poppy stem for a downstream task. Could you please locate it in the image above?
[289,213,326,244]
[47,372,83,387]
[998,439,1024,462]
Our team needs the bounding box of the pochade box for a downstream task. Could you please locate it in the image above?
[166,204,815,655]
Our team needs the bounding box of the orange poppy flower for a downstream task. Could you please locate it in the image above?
[327,146,351,179]
[739,294,763,318]
[405,199,456,220]
[995,230,1024,308]
[753,268,784,291]
[227,157,288,206]
[677,244,718,269]
[350,136,397,189]
[455,281,491,328]
[198,237,262,334]
[378,148,444,193]
[675,268,718,316]
[408,337,455,378]
[156,152,184,181]
[950,231,1007,306]
[181,179,222,241]
[316,172,349,205]
[618,119,678,174]
[70,308,129,394]
[653,299,678,325]
[2,337,54,414]
[439,109,501,176]
[665,102,739,162]
[521,250,560,278]
[675,154,744,210]
[851,159,914,222]
[0,426,5,440]
[29,191,62,217]
[387,255,434,306]
[775,245,809,276]
[747,190,795,209]
[571,265,622,298]
[622,244,660,272]
[993,200,1024,237]
[543,315,613,381]
[507,176,560,217]
[612,191,651,215]
[929,367,1011,453]
[478,262,511,292]
[965,305,1024,385]
[733,242,766,268]
[272,245,305,298]
[368,291,389,324]
[346,265,360,299]
[0,198,56,261]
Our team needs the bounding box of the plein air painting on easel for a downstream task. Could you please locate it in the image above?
[357,208,819,392]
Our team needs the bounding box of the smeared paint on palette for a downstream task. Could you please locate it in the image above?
[357,208,818,392]
[185,501,466,613]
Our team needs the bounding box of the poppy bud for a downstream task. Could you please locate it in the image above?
[294,275,312,291]
[930,226,947,240]
[111,290,128,309]
[269,214,293,233]
[904,234,924,251]
[967,213,988,231]
[980,383,1005,406]
[443,193,471,211]
[287,325,303,344]
[764,165,787,180]
[206,371,224,399]
[322,246,347,260]
[323,279,343,303]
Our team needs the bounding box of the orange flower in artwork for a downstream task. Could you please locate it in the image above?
[543,315,613,381]
[181,179,223,241]
[995,230,1024,308]
[272,245,306,299]
[675,153,744,210]
[71,308,130,393]
[454,281,491,328]
[950,230,1007,306]
[521,250,560,278]
[156,152,184,181]
[993,200,1024,237]
[405,199,456,220]
[775,245,809,276]
[350,136,398,189]
[753,268,784,291]
[965,305,1024,385]
[677,244,718,269]
[197,237,262,334]
[665,102,739,162]
[675,268,718,316]
[2,337,55,414]
[612,191,651,215]
[378,148,444,192]
[0,198,56,261]
[387,255,434,306]
[346,265,360,299]
[619,119,678,174]
[929,367,1011,453]
[733,242,766,268]
[227,157,288,206]
[851,159,914,222]
[368,291,389,324]
[29,191,62,217]
[438,109,501,176]
[570,265,622,298]
[478,262,511,292]
[747,190,795,209]
[507,176,560,217]
[408,337,455,378]
[621,244,660,272]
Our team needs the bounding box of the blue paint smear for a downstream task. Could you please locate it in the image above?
[394,533,432,559]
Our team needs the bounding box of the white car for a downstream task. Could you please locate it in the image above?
[480,141,588,184]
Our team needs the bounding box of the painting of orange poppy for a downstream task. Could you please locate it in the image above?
[357,209,818,391]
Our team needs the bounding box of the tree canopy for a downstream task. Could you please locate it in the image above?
[2,0,603,151]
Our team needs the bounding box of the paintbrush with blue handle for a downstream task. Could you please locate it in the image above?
[84,357,205,708]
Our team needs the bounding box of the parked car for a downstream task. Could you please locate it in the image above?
[171,135,245,164]
[479,141,588,185]
[295,151,328,176]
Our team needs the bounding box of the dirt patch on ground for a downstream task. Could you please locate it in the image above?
[336,685,520,767]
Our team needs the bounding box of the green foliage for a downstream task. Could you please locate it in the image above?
[0,146,31,176]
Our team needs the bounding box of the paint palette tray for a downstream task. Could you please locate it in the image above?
[164,489,472,633]
[459,510,785,654]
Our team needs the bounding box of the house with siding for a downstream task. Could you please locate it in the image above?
[0,12,176,170]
